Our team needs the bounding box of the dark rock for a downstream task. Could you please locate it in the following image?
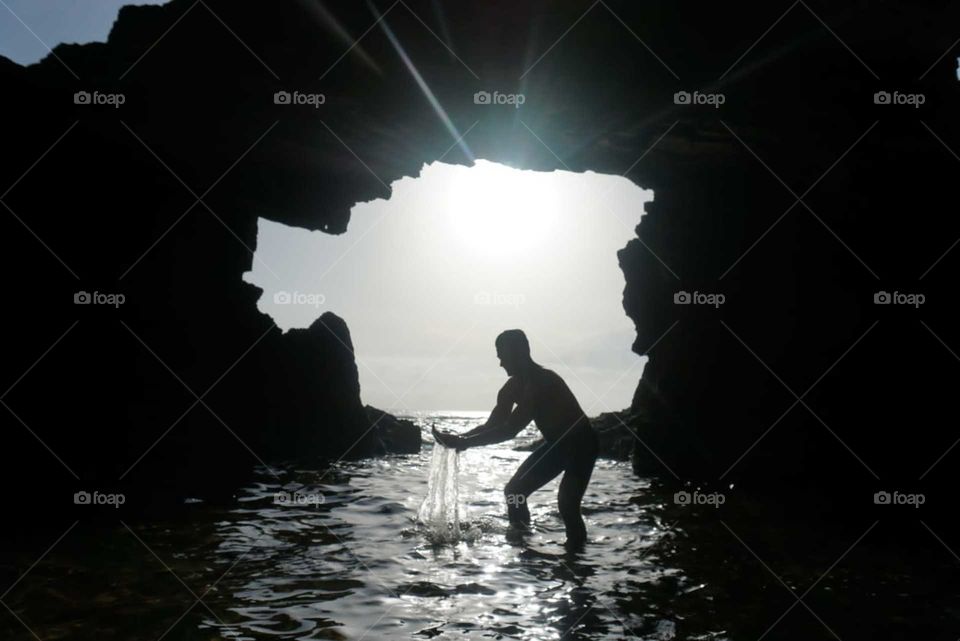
[590,411,642,462]
[265,313,377,461]
[1,0,956,524]
[365,406,422,455]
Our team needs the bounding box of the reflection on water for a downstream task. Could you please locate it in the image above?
[203,412,688,640]
[4,412,957,640]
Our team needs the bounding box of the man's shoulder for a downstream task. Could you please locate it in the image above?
[501,374,536,400]
[500,376,523,396]
[537,367,565,385]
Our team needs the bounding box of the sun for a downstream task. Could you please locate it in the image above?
[445,160,559,258]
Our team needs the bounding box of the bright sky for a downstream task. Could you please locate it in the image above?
[0,0,168,66]
[244,160,654,413]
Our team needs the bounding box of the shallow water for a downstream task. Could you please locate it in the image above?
[207,412,683,640]
[3,412,959,640]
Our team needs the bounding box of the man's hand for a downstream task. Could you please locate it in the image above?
[432,425,467,452]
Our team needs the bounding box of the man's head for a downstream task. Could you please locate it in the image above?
[495,329,531,376]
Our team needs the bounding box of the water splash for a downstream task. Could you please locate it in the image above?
[417,444,480,544]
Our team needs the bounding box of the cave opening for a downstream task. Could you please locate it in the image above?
[244,159,653,414]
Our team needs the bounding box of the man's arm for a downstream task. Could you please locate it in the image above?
[460,382,516,437]
[458,380,534,449]
[460,423,491,438]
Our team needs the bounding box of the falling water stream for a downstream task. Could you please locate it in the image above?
[417,444,475,545]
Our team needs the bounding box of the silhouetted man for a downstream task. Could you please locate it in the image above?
[433,329,599,549]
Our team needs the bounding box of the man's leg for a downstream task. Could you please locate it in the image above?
[504,442,565,527]
[558,433,598,548]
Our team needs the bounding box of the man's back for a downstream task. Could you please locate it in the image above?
[517,365,591,443]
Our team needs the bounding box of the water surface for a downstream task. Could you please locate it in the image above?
[3,411,956,640]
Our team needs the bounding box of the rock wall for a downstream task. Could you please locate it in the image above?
[1,0,956,518]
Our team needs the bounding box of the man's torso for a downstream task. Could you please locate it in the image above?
[512,366,591,443]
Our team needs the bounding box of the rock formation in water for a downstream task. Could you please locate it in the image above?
[1,1,956,521]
